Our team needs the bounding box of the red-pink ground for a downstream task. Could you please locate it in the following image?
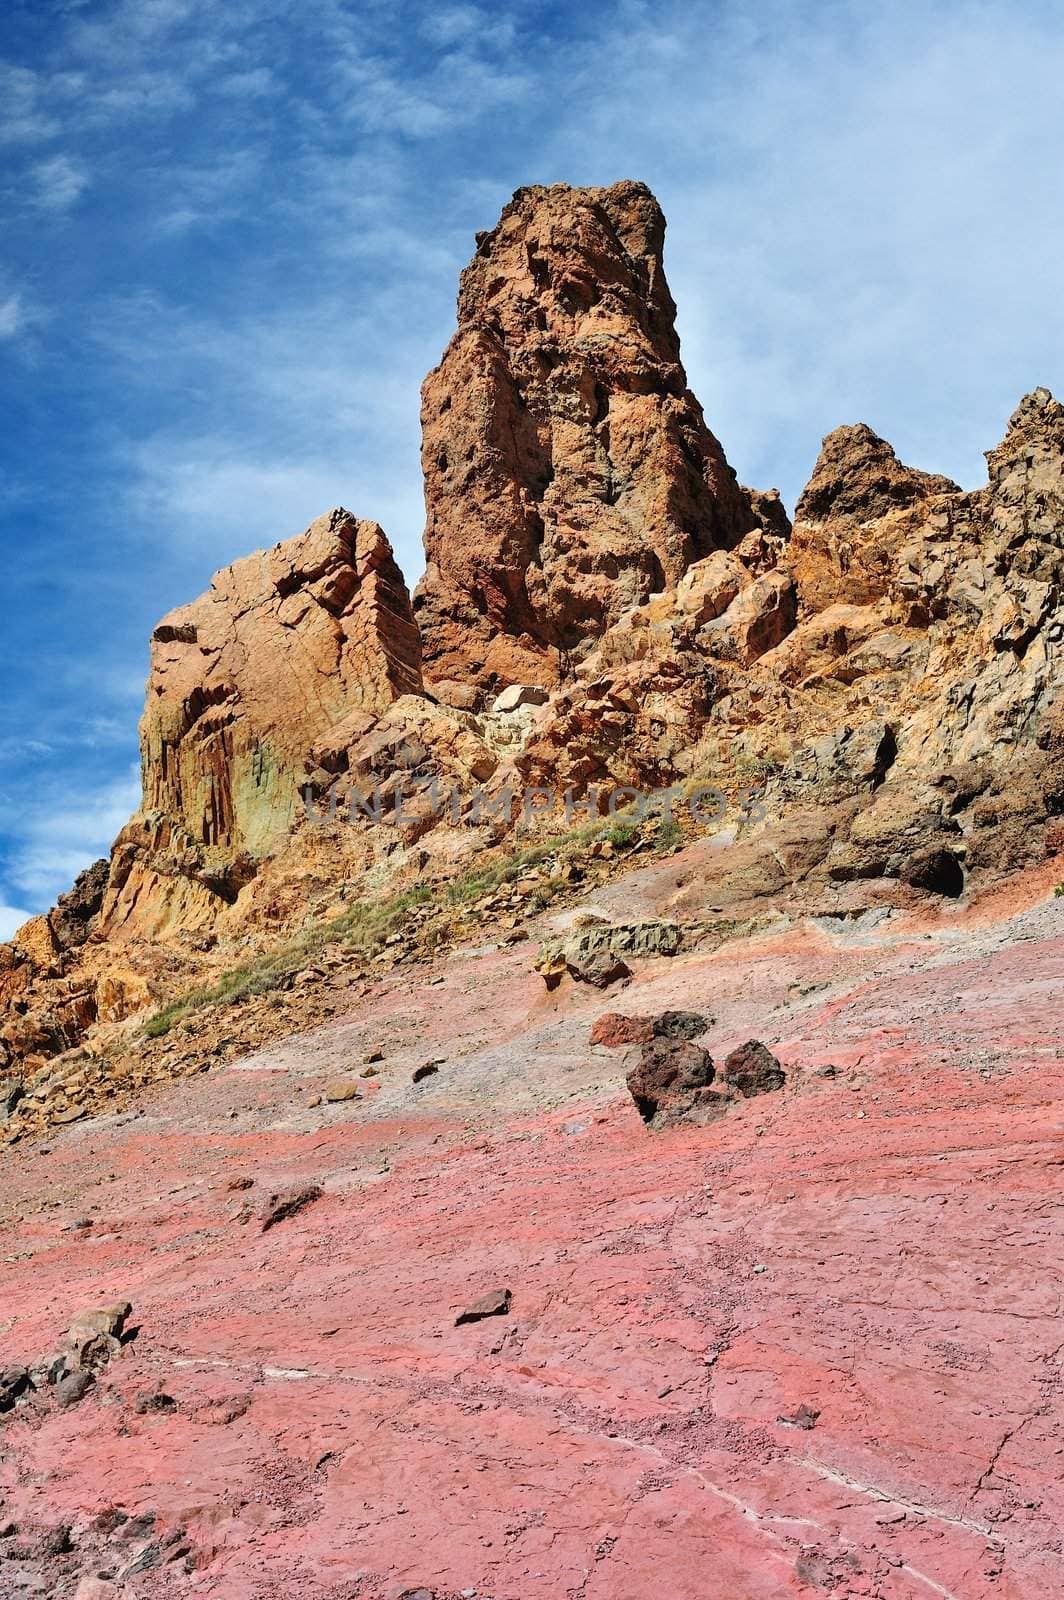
[2,862,1063,1599]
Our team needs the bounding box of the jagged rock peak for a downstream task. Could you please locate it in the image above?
[987,386,1064,481]
[795,423,960,525]
[984,387,1064,575]
[414,179,779,690]
[1001,385,1062,435]
[139,509,423,862]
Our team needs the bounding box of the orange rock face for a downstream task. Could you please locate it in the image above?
[140,508,422,858]
[414,180,773,690]
[98,510,424,939]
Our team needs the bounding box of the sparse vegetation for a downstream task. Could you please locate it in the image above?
[140,798,696,1041]
[143,883,435,1037]
[655,815,684,851]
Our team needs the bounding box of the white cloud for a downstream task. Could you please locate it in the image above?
[0,904,35,942]
[32,153,90,211]
[4,766,140,906]
[124,441,427,587]
[0,64,59,144]
[527,0,1064,506]
[0,295,20,339]
[219,66,273,97]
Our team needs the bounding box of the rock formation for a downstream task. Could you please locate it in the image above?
[4,184,1064,1600]
[2,184,1064,1094]
[102,509,424,937]
[518,383,1064,899]
[413,180,778,691]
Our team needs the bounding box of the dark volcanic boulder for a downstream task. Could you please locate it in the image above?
[626,1037,717,1124]
[722,1040,786,1098]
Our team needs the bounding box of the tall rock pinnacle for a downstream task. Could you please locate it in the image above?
[413,180,765,690]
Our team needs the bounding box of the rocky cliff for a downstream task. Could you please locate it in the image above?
[414,180,780,692]
[2,183,1063,1099]
[103,509,423,939]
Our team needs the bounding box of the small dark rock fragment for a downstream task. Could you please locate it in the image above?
[260,1185,323,1232]
[92,1508,129,1534]
[455,1287,512,1325]
[0,1366,30,1411]
[55,1370,95,1408]
[135,1392,177,1415]
[412,1061,441,1083]
[654,1010,710,1040]
[722,1040,786,1098]
[120,1512,157,1541]
[34,1524,73,1557]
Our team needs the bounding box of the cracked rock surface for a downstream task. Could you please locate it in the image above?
[1,845,1061,1598]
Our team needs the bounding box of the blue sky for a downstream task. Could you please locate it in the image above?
[1,0,1062,935]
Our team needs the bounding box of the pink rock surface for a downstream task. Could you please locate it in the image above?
[2,859,1063,1598]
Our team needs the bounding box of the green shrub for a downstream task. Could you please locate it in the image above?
[655,816,683,851]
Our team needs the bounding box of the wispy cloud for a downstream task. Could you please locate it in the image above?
[0,904,35,941]
[2,765,140,906]
[0,64,59,145]
[32,153,90,210]
[0,295,20,339]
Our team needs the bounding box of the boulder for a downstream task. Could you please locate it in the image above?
[455,1288,512,1325]
[626,1037,720,1125]
[492,685,549,713]
[324,1077,362,1103]
[722,1041,786,1098]
[537,920,682,988]
[592,1009,710,1047]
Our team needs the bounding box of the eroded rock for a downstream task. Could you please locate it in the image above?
[415,180,772,687]
[537,920,682,987]
[722,1040,786,1098]
[455,1288,512,1326]
[259,1185,323,1232]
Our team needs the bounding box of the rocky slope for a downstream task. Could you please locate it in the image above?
[1,178,1064,1600]
[1,847,1062,1599]
[2,179,1063,1133]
